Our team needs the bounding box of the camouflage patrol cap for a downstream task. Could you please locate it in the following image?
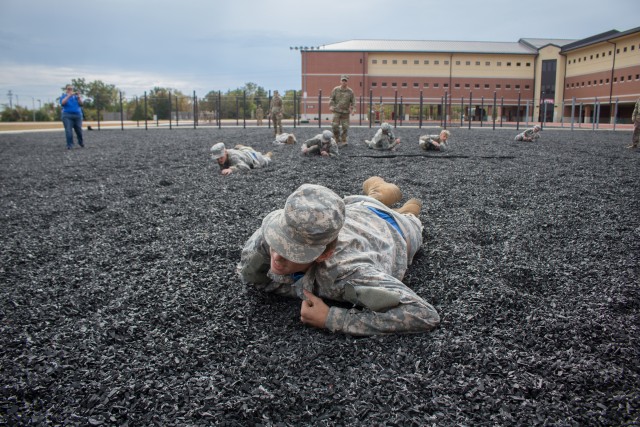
[533,125,541,131]
[322,130,333,141]
[341,75,349,81]
[210,142,226,159]
[381,122,391,131]
[262,184,345,264]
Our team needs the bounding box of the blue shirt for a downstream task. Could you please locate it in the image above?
[60,93,82,114]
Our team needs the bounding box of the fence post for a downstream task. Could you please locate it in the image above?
[460,96,464,127]
[243,91,247,129]
[592,98,597,131]
[193,91,197,129]
[318,90,322,129]
[369,90,373,129]
[613,98,619,131]
[400,96,404,126]
[176,95,180,127]
[135,96,139,128]
[500,97,504,127]
[144,91,148,130]
[218,91,222,129]
[119,91,124,130]
[419,91,424,129]
[468,92,473,130]
[516,92,521,130]
[578,103,583,129]
[293,91,297,129]
[492,91,497,130]
[444,92,448,129]
[570,97,575,131]
[393,91,398,128]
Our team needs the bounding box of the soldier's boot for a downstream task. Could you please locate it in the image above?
[265,151,273,159]
[394,198,422,217]
[333,131,340,142]
[362,176,402,207]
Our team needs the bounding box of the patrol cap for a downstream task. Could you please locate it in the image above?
[262,184,345,264]
[533,125,541,131]
[210,142,226,159]
[322,130,333,141]
[381,122,391,131]
[341,75,349,81]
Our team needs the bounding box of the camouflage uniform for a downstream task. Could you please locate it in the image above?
[237,183,440,336]
[302,132,339,157]
[330,77,356,143]
[215,145,272,173]
[256,105,264,126]
[514,126,541,142]
[365,125,400,151]
[419,134,448,151]
[270,93,283,135]
[273,133,297,145]
[630,97,640,148]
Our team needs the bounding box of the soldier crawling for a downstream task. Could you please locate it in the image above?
[210,142,273,176]
[514,125,541,142]
[364,122,401,151]
[301,130,339,157]
[237,177,440,336]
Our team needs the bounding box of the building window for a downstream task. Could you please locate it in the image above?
[414,60,419,64]
[606,79,609,83]
[526,62,531,67]
[623,47,627,52]
[424,60,429,65]
[413,82,419,88]
[455,83,460,88]
[484,84,490,89]
[616,49,620,54]
[382,60,387,64]
[475,83,480,88]
[434,83,439,88]
[596,54,599,58]
[497,62,502,66]
[466,61,471,65]
[506,84,511,89]
[434,60,440,65]
[590,55,593,59]
[609,51,612,55]
[599,79,603,84]
[402,60,407,64]
[402,82,408,87]
[566,83,570,88]
[476,61,480,66]
[424,83,429,88]
[632,45,635,51]
[613,77,617,82]
[391,82,397,87]
[371,82,377,87]
[525,85,530,89]
[620,76,624,82]
[382,82,387,87]
[515,84,520,89]
[392,60,398,64]
[507,62,512,66]
[465,83,470,88]
[372,59,378,64]
[486,61,491,66]
[495,84,501,89]
[516,62,521,66]
[456,61,461,65]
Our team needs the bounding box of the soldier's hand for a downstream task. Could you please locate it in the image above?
[321,151,329,157]
[300,290,329,329]
[221,168,233,175]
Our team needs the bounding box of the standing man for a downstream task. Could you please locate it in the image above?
[256,104,264,127]
[270,91,283,136]
[628,97,640,149]
[60,85,84,150]
[330,75,356,146]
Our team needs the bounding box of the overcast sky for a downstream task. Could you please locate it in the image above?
[1,0,638,106]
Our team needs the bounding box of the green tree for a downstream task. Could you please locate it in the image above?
[148,87,187,120]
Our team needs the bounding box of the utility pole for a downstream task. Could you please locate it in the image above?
[7,90,13,109]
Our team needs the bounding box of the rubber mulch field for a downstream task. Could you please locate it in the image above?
[1,125,639,426]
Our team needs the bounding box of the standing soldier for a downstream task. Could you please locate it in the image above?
[628,96,640,149]
[330,75,356,146]
[256,104,264,126]
[270,91,283,136]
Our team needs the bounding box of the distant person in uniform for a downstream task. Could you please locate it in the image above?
[273,133,297,145]
[256,104,264,126]
[301,130,339,157]
[514,125,541,142]
[60,84,84,150]
[329,75,356,146]
[270,91,283,136]
[210,142,273,176]
[419,130,451,151]
[364,122,401,151]
[237,178,440,336]
[628,97,639,149]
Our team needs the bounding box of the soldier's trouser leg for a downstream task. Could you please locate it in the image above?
[632,124,640,147]
[332,114,341,141]
[362,176,402,207]
[272,116,278,135]
[340,118,349,142]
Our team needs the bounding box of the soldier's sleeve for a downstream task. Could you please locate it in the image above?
[324,274,440,336]
[228,153,251,172]
[329,88,337,108]
[237,228,297,297]
[329,140,340,157]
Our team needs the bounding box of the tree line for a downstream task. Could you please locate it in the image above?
[1,79,300,122]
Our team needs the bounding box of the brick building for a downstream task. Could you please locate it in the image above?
[296,26,640,124]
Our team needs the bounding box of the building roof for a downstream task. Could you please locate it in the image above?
[561,26,640,52]
[519,38,577,49]
[317,39,539,55]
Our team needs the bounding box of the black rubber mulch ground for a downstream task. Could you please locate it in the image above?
[1,126,638,426]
